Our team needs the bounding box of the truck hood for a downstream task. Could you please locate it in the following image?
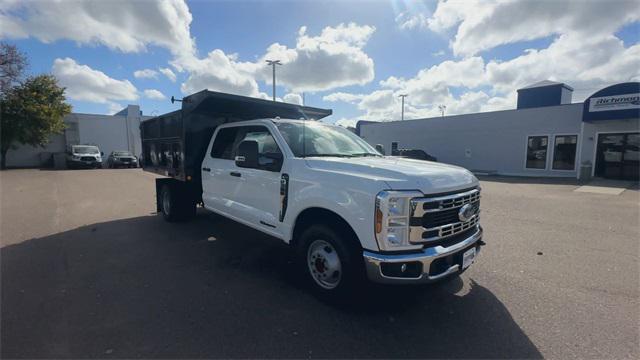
[305,156,478,195]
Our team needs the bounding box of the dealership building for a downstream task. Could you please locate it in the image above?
[358,81,640,181]
[4,105,152,168]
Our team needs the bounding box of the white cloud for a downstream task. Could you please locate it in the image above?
[485,33,640,100]
[380,56,486,104]
[179,49,263,97]
[283,93,303,105]
[338,1,640,123]
[143,89,166,100]
[1,1,377,99]
[426,0,640,57]
[323,92,365,103]
[396,12,429,31]
[178,23,376,97]
[107,102,125,115]
[159,67,176,82]
[1,0,195,56]
[254,23,376,92]
[52,57,138,104]
[133,69,158,79]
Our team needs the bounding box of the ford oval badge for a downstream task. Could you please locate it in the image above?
[458,203,477,222]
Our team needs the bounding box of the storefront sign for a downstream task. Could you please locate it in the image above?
[588,93,640,112]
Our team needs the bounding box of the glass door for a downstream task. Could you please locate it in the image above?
[622,133,639,181]
[595,133,640,181]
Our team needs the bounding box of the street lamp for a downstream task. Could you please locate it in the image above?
[438,104,447,119]
[266,59,282,101]
[398,94,408,121]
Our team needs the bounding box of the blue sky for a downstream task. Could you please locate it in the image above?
[2,0,639,126]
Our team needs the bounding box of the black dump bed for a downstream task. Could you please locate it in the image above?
[141,90,331,183]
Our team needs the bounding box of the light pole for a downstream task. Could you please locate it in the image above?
[266,59,282,101]
[438,104,447,119]
[398,94,408,121]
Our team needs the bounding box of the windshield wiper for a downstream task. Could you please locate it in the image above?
[349,153,381,157]
[304,153,353,158]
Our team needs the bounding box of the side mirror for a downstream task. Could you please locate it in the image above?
[375,144,385,155]
[235,140,259,168]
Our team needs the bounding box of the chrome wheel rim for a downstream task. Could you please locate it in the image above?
[307,240,342,289]
[162,189,171,216]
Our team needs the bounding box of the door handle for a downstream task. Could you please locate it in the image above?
[202,167,211,172]
[230,171,241,177]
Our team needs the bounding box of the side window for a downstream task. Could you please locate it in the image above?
[235,126,283,172]
[526,135,548,169]
[552,135,578,170]
[211,127,240,159]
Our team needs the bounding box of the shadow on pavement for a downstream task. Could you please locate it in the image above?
[2,211,542,359]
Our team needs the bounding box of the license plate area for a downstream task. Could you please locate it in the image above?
[428,244,478,276]
[462,247,476,269]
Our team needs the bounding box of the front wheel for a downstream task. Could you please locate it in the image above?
[296,224,364,300]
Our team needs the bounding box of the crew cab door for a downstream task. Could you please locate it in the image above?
[202,126,244,219]
[231,125,284,235]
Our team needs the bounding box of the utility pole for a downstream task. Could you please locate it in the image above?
[266,59,282,101]
[438,104,447,119]
[398,94,408,121]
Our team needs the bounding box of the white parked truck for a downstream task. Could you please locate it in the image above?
[142,91,484,296]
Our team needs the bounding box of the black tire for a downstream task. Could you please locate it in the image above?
[295,224,365,301]
[160,184,180,222]
[160,183,196,222]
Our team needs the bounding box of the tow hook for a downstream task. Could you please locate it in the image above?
[478,239,486,247]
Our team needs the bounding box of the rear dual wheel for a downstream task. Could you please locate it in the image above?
[160,184,196,222]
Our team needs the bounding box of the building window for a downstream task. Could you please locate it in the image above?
[526,135,548,169]
[552,135,578,170]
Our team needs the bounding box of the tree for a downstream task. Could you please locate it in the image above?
[0,42,28,95]
[1,75,72,169]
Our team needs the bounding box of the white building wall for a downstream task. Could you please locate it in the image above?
[359,103,584,177]
[66,105,151,160]
[5,134,66,167]
[4,105,152,168]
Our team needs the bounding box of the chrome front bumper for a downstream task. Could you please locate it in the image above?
[362,227,483,284]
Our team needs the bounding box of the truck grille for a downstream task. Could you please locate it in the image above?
[409,188,480,245]
[81,156,95,161]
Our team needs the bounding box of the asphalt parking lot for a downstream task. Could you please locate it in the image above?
[1,169,638,359]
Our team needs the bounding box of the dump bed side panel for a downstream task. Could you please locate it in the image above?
[141,110,185,180]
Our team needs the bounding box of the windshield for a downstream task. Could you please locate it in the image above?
[73,146,99,154]
[276,122,381,158]
[113,151,132,156]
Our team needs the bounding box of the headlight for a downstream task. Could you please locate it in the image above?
[375,190,423,251]
[72,155,81,160]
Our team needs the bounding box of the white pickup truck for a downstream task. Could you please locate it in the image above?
[142,91,483,297]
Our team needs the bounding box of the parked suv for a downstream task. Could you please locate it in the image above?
[107,151,138,168]
[66,145,103,169]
